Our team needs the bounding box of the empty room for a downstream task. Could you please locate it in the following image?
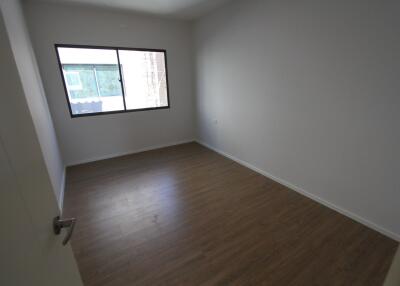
[1,0,400,285]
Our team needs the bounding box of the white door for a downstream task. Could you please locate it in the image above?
[0,9,83,286]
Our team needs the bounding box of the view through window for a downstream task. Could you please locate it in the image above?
[56,45,169,117]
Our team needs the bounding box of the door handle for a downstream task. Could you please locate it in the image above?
[53,216,76,246]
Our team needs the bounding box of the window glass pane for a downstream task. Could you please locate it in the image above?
[95,65,122,97]
[57,47,124,115]
[63,65,98,99]
[118,50,169,110]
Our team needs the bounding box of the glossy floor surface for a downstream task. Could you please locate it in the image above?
[64,143,398,286]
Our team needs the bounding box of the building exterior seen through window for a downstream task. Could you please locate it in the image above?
[56,45,169,117]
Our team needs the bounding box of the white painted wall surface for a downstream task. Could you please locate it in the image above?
[24,2,195,166]
[1,0,65,208]
[194,0,400,239]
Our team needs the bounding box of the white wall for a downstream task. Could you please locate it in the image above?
[24,2,195,166]
[1,0,65,208]
[195,0,400,240]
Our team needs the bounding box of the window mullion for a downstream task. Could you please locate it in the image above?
[116,49,127,111]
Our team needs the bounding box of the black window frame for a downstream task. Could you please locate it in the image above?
[55,44,171,118]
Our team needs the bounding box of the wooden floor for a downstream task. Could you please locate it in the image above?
[64,143,398,286]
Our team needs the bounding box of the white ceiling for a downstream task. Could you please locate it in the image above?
[25,0,233,19]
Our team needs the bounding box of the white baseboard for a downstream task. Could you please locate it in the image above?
[58,167,66,213]
[66,139,195,167]
[196,140,400,242]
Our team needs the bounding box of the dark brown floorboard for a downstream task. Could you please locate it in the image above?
[63,142,398,286]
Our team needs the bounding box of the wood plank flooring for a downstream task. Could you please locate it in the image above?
[63,142,398,286]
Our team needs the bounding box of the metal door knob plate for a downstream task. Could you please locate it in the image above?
[53,216,76,245]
